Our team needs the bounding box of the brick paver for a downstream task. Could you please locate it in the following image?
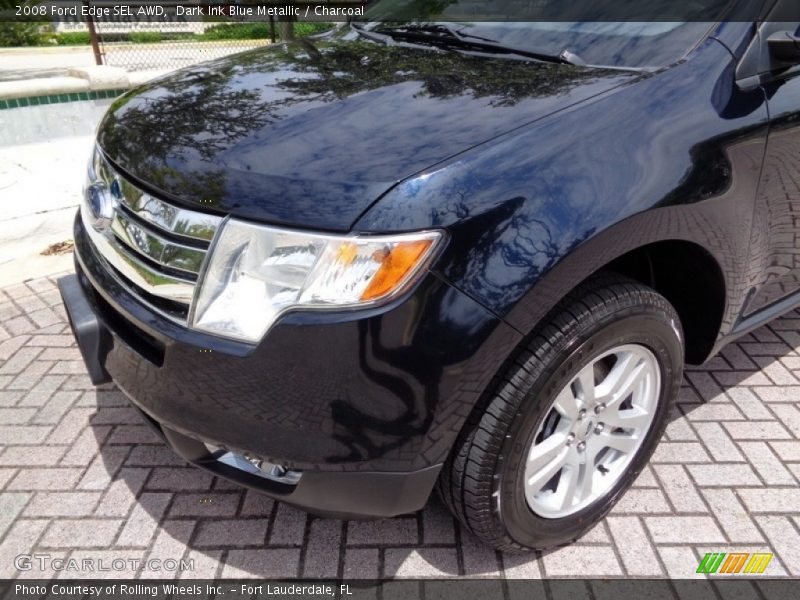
[0,274,799,579]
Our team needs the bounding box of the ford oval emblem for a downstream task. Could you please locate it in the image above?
[86,182,116,232]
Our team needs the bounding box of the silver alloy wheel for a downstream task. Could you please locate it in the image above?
[524,344,661,518]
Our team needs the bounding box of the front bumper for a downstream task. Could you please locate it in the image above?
[60,213,521,517]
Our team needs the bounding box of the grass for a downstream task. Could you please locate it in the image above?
[199,21,333,41]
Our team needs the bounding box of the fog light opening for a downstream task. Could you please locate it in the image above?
[206,445,302,485]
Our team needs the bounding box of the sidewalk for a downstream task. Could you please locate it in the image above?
[0,40,269,80]
[0,46,97,81]
[0,41,269,99]
[0,45,175,287]
[0,40,270,286]
[0,100,112,287]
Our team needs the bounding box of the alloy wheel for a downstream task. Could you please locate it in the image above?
[523,344,661,518]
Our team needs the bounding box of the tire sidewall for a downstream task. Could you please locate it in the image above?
[495,310,683,549]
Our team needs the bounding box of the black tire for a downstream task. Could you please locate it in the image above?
[438,273,684,552]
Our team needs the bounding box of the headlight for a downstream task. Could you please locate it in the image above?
[190,219,443,342]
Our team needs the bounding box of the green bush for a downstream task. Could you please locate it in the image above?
[200,21,333,41]
[54,30,191,46]
[199,23,269,40]
[55,31,90,45]
[0,15,335,47]
[293,22,335,38]
[153,32,193,42]
[0,0,46,46]
[129,31,162,44]
[0,22,42,46]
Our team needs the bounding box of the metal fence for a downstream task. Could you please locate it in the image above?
[91,20,278,72]
[95,31,274,72]
[74,0,342,72]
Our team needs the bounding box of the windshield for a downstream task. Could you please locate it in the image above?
[356,0,733,68]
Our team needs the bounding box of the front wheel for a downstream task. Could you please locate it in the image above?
[438,274,684,552]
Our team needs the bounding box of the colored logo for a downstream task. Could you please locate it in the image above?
[696,552,773,574]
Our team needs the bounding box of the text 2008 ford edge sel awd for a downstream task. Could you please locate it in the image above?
[58,2,800,551]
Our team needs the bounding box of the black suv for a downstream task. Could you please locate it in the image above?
[59,3,800,551]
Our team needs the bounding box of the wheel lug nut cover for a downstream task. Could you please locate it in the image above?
[577,441,586,451]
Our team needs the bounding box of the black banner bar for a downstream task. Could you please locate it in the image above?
[1,579,799,600]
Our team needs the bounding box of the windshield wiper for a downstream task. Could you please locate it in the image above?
[378,24,500,44]
[361,23,588,66]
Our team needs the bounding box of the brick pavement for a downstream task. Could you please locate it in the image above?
[1,274,799,579]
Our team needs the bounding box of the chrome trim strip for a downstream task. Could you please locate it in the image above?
[111,212,206,276]
[95,151,222,242]
[82,208,195,305]
[117,185,222,242]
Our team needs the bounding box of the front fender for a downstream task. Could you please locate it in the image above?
[356,38,768,347]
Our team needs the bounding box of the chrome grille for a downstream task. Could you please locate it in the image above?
[82,149,223,323]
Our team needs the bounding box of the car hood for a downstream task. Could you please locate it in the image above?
[97,32,636,231]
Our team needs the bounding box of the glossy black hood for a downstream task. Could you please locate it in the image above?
[97,30,636,231]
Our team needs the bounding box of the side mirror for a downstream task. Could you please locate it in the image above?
[767,30,800,63]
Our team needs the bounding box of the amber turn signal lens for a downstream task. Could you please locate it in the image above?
[360,240,434,301]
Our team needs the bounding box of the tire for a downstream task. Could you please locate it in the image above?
[438,273,684,552]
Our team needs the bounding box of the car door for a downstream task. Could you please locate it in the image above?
[741,0,800,316]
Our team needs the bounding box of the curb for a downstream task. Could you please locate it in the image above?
[0,40,272,106]
[0,45,93,56]
[0,88,127,109]
[0,66,170,107]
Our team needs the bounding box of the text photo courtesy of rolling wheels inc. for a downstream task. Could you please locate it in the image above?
[1,1,800,599]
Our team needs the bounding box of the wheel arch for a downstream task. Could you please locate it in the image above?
[504,212,732,366]
[604,240,726,364]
